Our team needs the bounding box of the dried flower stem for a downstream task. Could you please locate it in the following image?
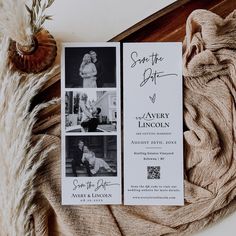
[26,0,54,35]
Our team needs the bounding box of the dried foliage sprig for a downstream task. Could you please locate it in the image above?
[26,0,55,35]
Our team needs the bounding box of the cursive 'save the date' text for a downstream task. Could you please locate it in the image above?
[73,179,119,192]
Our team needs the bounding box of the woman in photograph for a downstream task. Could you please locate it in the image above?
[82,146,116,175]
[79,93,93,132]
[79,54,97,88]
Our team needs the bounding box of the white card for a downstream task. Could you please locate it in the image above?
[61,43,121,205]
[123,42,184,205]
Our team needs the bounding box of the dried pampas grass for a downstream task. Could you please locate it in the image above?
[0,0,32,45]
[0,37,59,235]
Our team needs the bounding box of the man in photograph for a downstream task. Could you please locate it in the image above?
[89,51,103,87]
[71,140,92,176]
[88,107,102,132]
[81,107,102,132]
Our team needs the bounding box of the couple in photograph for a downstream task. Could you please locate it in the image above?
[80,93,101,132]
[79,51,102,88]
[72,140,116,177]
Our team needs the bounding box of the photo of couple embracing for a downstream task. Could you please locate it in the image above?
[65,47,116,88]
[79,51,101,88]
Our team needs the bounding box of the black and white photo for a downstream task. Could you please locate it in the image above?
[66,136,117,177]
[65,90,117,133]
[64,47,116,88]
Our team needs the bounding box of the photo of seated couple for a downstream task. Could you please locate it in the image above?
[65,91,117,133]
[66,136,117,177]
[65,47,116,88]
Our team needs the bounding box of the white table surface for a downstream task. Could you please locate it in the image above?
[45,1,236,235]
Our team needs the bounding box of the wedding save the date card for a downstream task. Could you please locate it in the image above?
[61,43,121,205]
[123,43,184,205]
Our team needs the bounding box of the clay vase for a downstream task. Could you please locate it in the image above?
[9,29,57,73]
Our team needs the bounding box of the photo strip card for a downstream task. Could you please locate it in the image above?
[61,43,121,205]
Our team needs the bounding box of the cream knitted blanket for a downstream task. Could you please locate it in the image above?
[0,9,235,236]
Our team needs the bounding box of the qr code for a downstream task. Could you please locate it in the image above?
[147,166,160,179]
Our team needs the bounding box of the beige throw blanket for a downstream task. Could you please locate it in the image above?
[0,9,235,236]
